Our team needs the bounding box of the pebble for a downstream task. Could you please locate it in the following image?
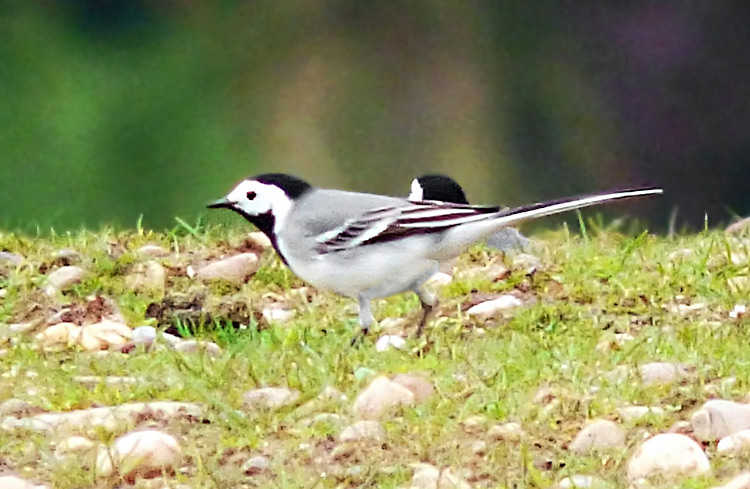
[246,231,273,250]
[45,265,84,293]
[730,305,747,319]
[638,362,689,385]
[375,334,406,352]
[9,322,38,335]
[410,464,471,489]
[618,406,666,422]
[242,387,300,411]
[569,419,626,454]
[471,440,487,455]
[125,261,167,292]
[0,288,7,299]
[488,422,523,441]
[195,253,260,284]
[54,435,97,460]
[35,322,82,349]
[0,399,40,417]
[626,433,710,481]
[79,320,132,351]
[0,251,23,265]
[96,429,182,479]
[0,401,203,433]
[713,472,750,489]
[352,376,415,420]
[391,373,435,403]
[424,272,453,294]
[53,248,81,264]
[462,415,488,434]
[131,326,157,346]
[0,476,47,489]
[557,475,609,489]
[467,295,523,319]
[174,339,223,358]
[339,420,385,442]
[692,399,750,441]
[717,429,750,453]
[512,253,541,274]
[136,244,170,257]
[261,305,295,325]
[242,454,271,474]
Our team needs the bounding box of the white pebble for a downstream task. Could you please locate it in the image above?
[375,334,406,352]
[627,433,710,481]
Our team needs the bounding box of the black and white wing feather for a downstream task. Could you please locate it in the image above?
[315,201,501,253]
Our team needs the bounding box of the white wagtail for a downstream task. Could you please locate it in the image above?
[208,173,661,337]
[409,174,531,252]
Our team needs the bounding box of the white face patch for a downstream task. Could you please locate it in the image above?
[408,178,424,201]
[225,180,294,231]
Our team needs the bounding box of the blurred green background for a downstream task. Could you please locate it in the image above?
[2,1,748,232]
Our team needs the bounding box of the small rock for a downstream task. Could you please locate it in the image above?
[0,401,203,433]
[246,231,273,250]
[339,420,385,442]
[471,440,487,456]
[488,422,523,441]
[136,244,170,257]
[558,474,609,489]
[54,435,97,459]
[73,375,140,387]
[45,265,84,293]
[692,399,750,441]
[375,334,406,352]
[242,454,271,474]
[195,253,259,284]
[717,429,750,453]
[729,305,747,319]
[9,322,37,335]
[391,373,434,403]
[0,251,23,265]
[53,248,81,265]
[0,475,46,489]
[174,339,222,358]
[0,288,6,299]
[424,272,453,294]
[352,376,415,420]
[79,320,132,351]
[131,326,157,346]
[569,419,625,454]
[410,464,471,489]
[35,322,82,349]
[626,433,710,481]
[462,415,488,434]
[96,429,182,478]
[713,472,750,489]
[125,261,167,292]
[261,305,295,325]
[0,399,41,417]
[467,295,523,319]
[512,253,541,274]
[242,387,300,411]
[618,406,666,422]
[638,362,689,385]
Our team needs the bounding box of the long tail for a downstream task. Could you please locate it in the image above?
[491,186,663,227]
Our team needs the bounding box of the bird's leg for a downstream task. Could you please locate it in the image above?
[351,295,374,345]
[415,288,437,338]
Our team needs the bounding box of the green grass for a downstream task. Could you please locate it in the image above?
[1,223,750,488]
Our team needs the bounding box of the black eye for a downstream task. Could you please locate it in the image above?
[246,191,257,200]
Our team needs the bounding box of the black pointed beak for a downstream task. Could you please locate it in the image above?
[206,197,234,209]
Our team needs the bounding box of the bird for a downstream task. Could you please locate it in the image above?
[408,174,530,252]
[208,173,661,338]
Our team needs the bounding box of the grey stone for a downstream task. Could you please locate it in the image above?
[131,326,157,346]
[174,339,222,358]
[195,253,259,284]
[692,399,750,441]
[339,420,385,442]
[569,420,625,454]
[45,266,84,293]
[242,387,300,411]
[627,433,710,481]
[242,454,271,474]
[352,376,415,420]
[638,362,689,385]
[0,251,23,265]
